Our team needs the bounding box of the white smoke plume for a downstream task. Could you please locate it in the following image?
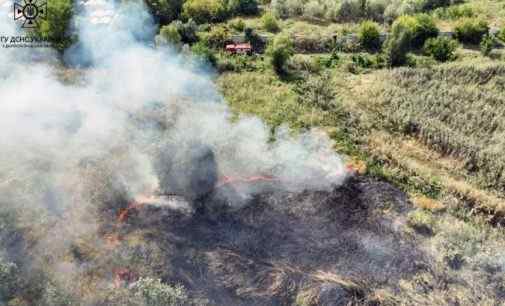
[1,0,345,210]
[0,0,346,303]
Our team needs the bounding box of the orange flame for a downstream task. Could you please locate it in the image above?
[117,201,146,223]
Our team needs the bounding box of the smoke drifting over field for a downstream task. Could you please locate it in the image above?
[0,0,345,211]
[0,1,344,305]
[0,2,346,300]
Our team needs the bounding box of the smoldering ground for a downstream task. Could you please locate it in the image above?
[0,0,349,304]
[2,1,504,305]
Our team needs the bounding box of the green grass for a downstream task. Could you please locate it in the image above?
[216,64,447,199]
[366,63,505,194]
[217,69,341,130]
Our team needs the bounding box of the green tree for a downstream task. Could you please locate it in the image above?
[144,0,183,24]
[229,18,246,31]
[454,18,489,44]
[228,0,259,15]
[422,0,451,11]
[480,34,495,56]
[182,0,229,23]
[383,14,439,66]
[36,0,74,51]
[358,20,381,51]
[155,24,182,47]
[267,34,294,74]
[423,36,458,61]
[245,27,266,51]
[411,14,439,48]
[201,25,230,48]
[392,14,439,49]
[262,12,280,32]
[192,42,217,66]
[173,19,199,43]
[384,25,413,67]
[498,26,505,42]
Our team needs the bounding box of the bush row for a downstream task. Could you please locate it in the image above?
[146,0,260,24]
[272,0,462,23]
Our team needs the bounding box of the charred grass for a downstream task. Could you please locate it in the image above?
[216,60,505,305]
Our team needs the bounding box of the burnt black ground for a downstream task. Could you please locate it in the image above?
[120,176,427,305]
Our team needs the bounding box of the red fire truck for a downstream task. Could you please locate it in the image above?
[225,43,252,55]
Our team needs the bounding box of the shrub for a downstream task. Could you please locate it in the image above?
[384,25,413,67]
[286,0,306,16]
[454,18,489,44]
[347,53,385,72]
[498,27,505,43]
[384,0,423,23]
[228,0,259,15]
[390,15,418,42]
[351,52,380,68]
[182,0,229,23]
[272,0,304,18]
[144,0,183,24]
[0,259,17,301]
[335,33,362,52]
[366,0,388,22]
[480,34,495,56]
[173,19,198,43]
[155,24,182,47]
[336,0,363,22]
[407,210,435,235]
[358,20,382,51]
[267,35,294,74]
[288,55,322,73]
[36,0,74,51]
[423,36,457,61]
[132,278,188,306]
[245,27,266,51]
[285,23,337,53]
[191,42,217,65]
[217,53,257,72]
[295,73,337,110]
[410,14,439,48]
[229,18,246,31]
[434,5,474,20]
[303,0,326,20]
[387,14,438,50]
[272,0,289,18]
[422,0,451,11]
[317,50,340,68]
[201,25,231,48]
[262,12,280,32]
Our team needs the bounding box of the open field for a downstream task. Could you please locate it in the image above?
[3,0,505,305]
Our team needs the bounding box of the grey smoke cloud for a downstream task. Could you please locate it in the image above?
[0,0,347,303]
[0,0,346,213]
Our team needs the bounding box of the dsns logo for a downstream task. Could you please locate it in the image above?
[13,0,47,28]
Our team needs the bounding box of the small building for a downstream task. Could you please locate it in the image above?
[225,43,252,55]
